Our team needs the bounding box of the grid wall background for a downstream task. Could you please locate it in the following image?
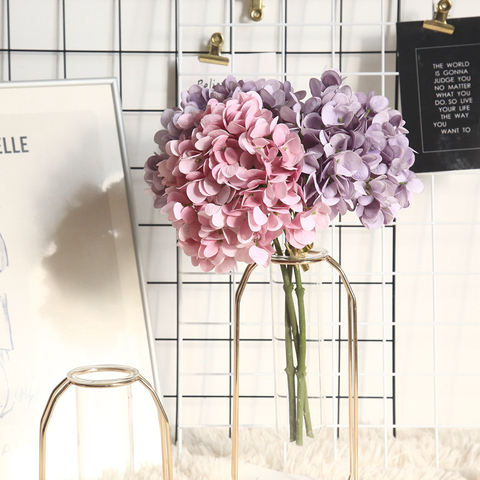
[1,0,479,469]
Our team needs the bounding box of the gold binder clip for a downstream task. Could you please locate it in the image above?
[250,0,264,21]
[423,0,455,34]
[198,32,229,66]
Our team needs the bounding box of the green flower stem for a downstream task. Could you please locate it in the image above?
[284,294,297,442]
[273,241,299,345]
[293,265,314,441]
[288,264,313,442]
[303,385,314,438]
[286,265,300,352]
[273,239,298,441]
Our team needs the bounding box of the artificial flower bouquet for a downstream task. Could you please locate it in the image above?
[144,69,423,444]
[145,69,422,273]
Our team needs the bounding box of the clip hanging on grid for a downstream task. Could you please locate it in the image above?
[250,0,264,21]
[199,32,229,66]
[423,0,455,34]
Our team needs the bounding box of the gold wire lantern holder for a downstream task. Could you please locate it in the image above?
[39,364,173,480]
[232,252,359,480]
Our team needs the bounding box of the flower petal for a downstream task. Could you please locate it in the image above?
[249,245,270,266]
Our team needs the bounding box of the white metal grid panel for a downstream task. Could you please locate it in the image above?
[0,0,479,470]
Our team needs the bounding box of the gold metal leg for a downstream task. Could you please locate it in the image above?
[325,256,358,480]
[231,256,358,480]
[39,377,72,480]
[232,263,258,480]
[138,375,174,480]
[39,367,173,480]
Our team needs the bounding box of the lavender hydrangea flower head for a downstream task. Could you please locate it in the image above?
[150,76,306,146]
[280,68,423,228]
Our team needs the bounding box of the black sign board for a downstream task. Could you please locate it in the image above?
[397,17,480,172]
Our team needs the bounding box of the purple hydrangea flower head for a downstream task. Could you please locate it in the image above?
[285,67,423,228]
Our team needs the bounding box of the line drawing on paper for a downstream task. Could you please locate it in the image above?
[0,233,14,418]
[0,233,7,272]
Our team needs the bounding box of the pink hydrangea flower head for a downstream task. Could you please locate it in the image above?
[146,88,330,273]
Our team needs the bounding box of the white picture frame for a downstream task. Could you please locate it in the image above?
[0,79,159,479]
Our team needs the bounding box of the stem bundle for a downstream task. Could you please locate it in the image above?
[273,239,313,445]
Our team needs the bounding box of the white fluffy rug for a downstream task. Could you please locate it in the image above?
[137,427,480,480]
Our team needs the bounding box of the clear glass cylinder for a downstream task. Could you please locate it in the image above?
[70,366,136,480]
[270,249,327,446]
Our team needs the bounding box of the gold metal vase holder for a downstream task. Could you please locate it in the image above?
[233,251,359,480]
[39,364,173,480]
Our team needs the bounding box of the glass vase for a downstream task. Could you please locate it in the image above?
[270,249,328,446]
[73,368,135,480]
[39,365,173,480]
